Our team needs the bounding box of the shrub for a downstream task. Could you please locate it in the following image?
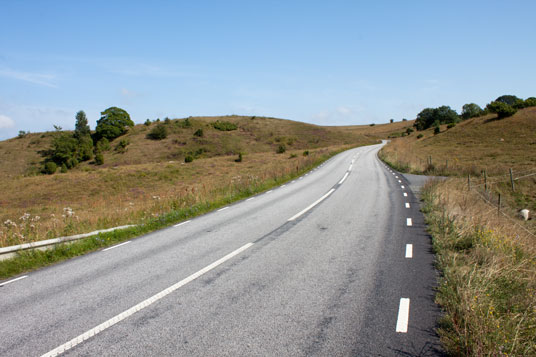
[402,118,408,121]
[164,117,171,124]
[96,138,111,152]
[18,130,28,138]
[178,118,192,128]
[212,120,237,131]
[184,155,193,163]
[390,119,394,123]
[194,129,204,137]
[494,95,521,106]
[434,126,441,135]
[369,123,375,126]
[276,144,286,154]
[524,97,536,107]
[235,152,243,162]
[43,162,57,175]
[95,151,104,165]
[115,139,129,153]
[486,101,517,119]
[447,123,456,129]
[303,150,309,156]
[51,133,78,168]
[144,119,151,126]
[406,128,414,135]
[147,124,168,140]
[60,163,68,173]
[289,153,298,158]
[417,134,424,139]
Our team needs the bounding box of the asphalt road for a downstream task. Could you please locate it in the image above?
[0,143,443,356]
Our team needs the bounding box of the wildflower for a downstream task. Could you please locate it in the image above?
[3,219,17,228]
[32,216,40,222]
[19,213,31,221]
[63,207,74,217]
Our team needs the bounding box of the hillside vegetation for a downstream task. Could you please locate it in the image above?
[0,115,381,249]
[381,104,536,355]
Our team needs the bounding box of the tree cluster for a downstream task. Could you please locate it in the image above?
[44,107,132,173]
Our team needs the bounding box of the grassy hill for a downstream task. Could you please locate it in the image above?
[0,115,382,249]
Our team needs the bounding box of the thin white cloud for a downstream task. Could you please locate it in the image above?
[336,106,353,115]
[0,114,15,129]
[0,67,58,88]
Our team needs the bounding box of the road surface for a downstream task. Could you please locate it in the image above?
[0,143,442,356]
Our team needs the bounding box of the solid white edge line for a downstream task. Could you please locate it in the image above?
[288,189,336,221]
[265,190,273,194]
[281,185,286,188]
[217,207,229,212]
[396,298,410,333]
[246,197,255,201]
[102,241,131,252]
[405,202,410,208]
[0,275,28,287]
[338,172,349,184]
[407,218,413,226]
[174,220,191,227]
[405,244,413,258]
[41,242,254,357]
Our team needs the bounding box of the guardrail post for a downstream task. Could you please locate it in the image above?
[510,168,515,192]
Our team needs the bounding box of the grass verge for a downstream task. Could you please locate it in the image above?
[421,180,536,356]
[0,146,350,280]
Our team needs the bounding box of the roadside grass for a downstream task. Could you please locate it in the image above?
[0,145,352,279]
[422,180,536,356]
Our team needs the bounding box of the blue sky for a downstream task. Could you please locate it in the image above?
[1,0,535,139]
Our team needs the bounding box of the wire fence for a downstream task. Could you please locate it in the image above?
[465,168,536,239]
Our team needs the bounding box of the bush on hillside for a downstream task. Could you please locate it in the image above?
[417,134,424,139]
[95,151,104,165]
[212,120,237,131]
[147,124,168,140]
[194,129,204,137]
[434,126,441,135]
[414,106,459,130]
[406,128,414,135]
[447,123,456,129]
[43,162,57,175]
[235,152,243,162]
[95,107,134,140]
[177,118,192,128]
[144,119,151,126]
[524,97,536,107]
[115,139,129,153]
[276,144,286,154]
[96,138,111,152]
[461,103,483,119]
[486,101,517,119]
[184,155,193,163]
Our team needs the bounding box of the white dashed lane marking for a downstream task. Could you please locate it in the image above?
[405,244,413,258]
[396,298,410,333]
[407,218,413,226]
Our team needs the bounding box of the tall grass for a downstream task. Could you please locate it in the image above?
[422,180,536,355]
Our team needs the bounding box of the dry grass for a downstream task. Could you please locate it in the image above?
[423,180,536,355]
[0,145,350,247]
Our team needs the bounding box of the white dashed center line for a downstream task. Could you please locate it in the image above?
[41,243,254,357]
[405,203,410,208]
[338,172,349,184]
[407,218,413,226]
[396,298,411,333]
[401,185,405,189]
[405,244,413,258]
[288,189,336,221]
[403,193,408,197]
[246,197,255,202]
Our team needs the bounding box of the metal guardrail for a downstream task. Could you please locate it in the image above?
[0,225,135,261]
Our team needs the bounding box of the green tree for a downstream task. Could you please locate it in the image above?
[461,103,483,119]
[74,111,90,138]
[414,106,459,131]
[51,133,78,168]
[486,101,517,119]
[95,107,134,140]
[524,97,536,107]
[495,95,521,106]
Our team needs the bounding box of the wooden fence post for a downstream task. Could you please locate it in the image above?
[498,194,501,216]
[510,168,515,191]
[468,174,471,191]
